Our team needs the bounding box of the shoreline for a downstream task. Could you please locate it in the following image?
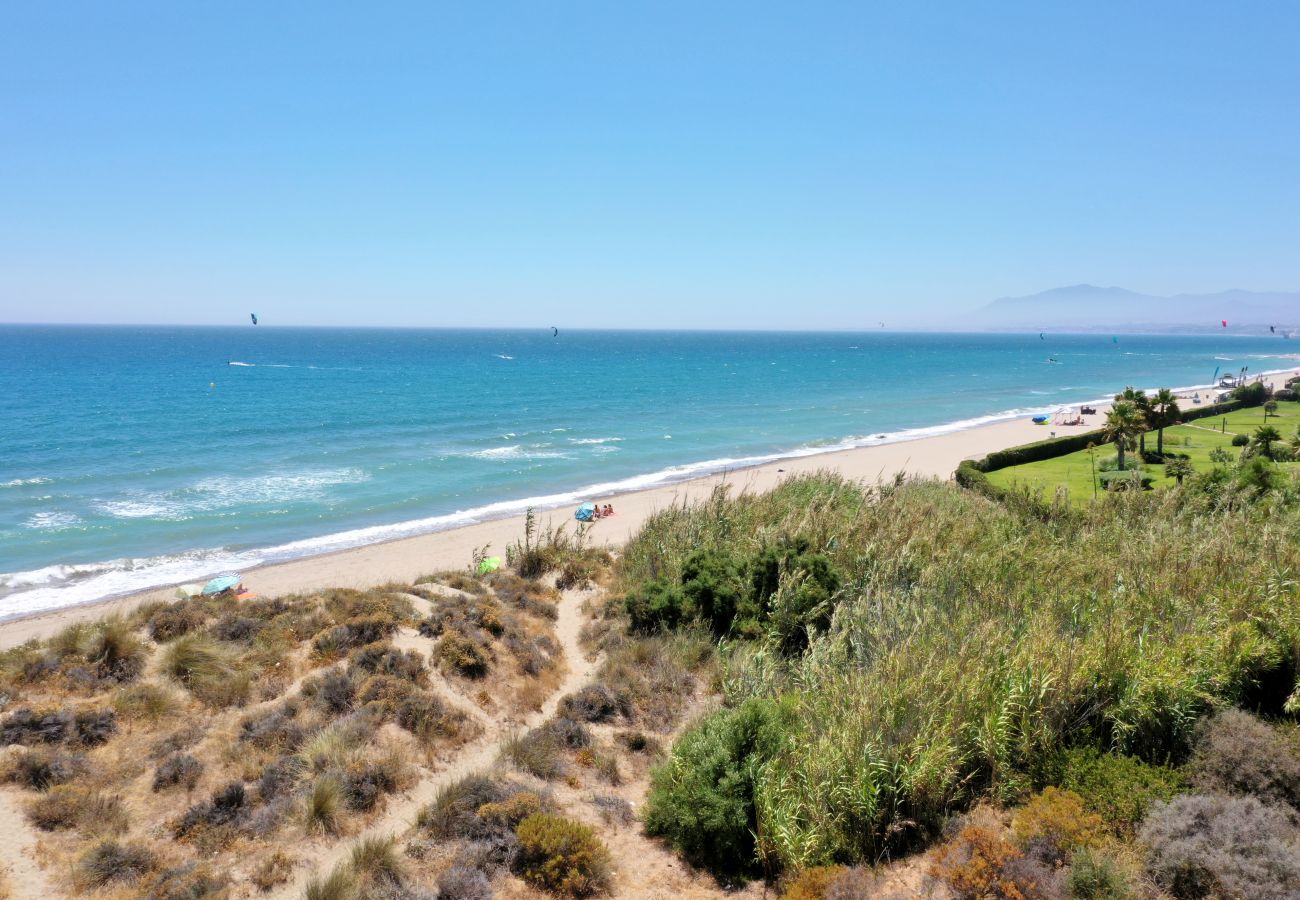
[2,367,1295,649]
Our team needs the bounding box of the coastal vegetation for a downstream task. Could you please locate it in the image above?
[3,383,1300,897]
[615,461,1300,895]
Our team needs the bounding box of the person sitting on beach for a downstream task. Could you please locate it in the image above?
[592,505,603,519]
[603,504,614,517]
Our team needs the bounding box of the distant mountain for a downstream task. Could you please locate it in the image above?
[972,284,1300,332]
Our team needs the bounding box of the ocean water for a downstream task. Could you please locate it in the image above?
[1,326,1293,616]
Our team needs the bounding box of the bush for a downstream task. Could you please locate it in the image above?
[1068,847,1140,900]
[1098,469,1154,491]
[301,668,356,714]
[478,790,543,829]
[1140,794,1300,899]
[1187,708,1300,811]
[148,602,209,641]
[396,691,470,745]
[3,748,85,791]
[312,615,398,657]
[153,753,204,792]
[209,614,265,643]
[780,866,844,900]
[418,775,510,840]
[681,548,750,636]
[515,813,613,897]
[175,781,248,839]
[143,862,227,899]
[339,755,405,811]
[83,617,148,683]
[250,851,294,892]
[0,705,116,747]
[1010,787,1103,865]
[559,685,621,723]
[1057,748,1185,837]
[240,702,307,751]
[438,630,491,678]
[437,864,493,900]
[928,823,1061,900]
[1232,432,1250,447]
[624,579,692,634]
[27,785,127,833]
[643,698,789,877]
[259,754,305,800]
[348,642,426,682]
[78,840,155,887]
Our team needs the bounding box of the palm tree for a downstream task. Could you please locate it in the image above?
[1151,388,1182,457]
[1114,387,1152,454]
[1165,457,1194,485]
[1253,424,1282,460]
[1103,401,1145,470]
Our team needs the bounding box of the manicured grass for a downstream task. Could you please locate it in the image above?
[985,400,1300,503]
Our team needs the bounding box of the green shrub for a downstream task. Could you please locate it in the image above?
[643,698,789,877]
[515,813,613,896]
[681,548,749,636]
[624,579,692,634]
[1068,847,1139,900]
[1232,433,1250,447]
[1057,748,1185,837]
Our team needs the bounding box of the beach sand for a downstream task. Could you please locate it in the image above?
[3,369,1293,650]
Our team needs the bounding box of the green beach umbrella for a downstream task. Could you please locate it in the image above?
[477,556,502,575]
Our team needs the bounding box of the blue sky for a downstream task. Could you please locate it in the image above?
[1,2,1297,329]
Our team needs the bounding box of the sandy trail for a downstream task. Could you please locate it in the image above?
[268,584,598,898]
[0,788,56,900]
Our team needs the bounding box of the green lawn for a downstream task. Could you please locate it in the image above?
[985,400,1300,503]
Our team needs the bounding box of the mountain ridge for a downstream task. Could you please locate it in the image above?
[975,284,1300,330]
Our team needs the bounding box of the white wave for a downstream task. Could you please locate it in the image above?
[468,445,521,460]
[227,361,256,367]
[0,548,265,617]
[99,499,180,519]
[461,445,568,461]
[568,437,624,445]
[24,511,83,530]
[96,469,369,520]
[1,477,51,488]
[494,354,514,360]
[1214,356,1233,361]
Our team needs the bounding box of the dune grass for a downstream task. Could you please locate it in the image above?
[630,473,1300,873]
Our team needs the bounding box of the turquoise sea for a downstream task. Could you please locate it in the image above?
[1,326,1293,616]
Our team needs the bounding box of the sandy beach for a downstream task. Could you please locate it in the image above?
[3,369,1294,650]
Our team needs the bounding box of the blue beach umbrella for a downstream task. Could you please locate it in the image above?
[575,503,596,522]
[202,574,241,595]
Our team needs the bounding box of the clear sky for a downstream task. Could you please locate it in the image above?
[2,2,1297,329]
